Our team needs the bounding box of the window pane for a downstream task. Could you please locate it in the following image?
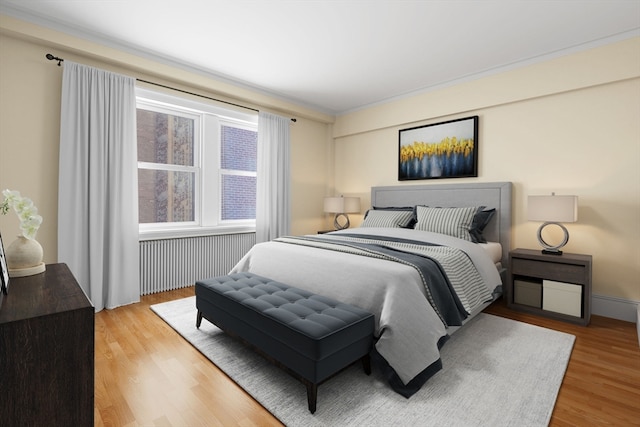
[221,175,256,220]
[221,125,257,171]
[137,109,194,166]
[138,169,195,223]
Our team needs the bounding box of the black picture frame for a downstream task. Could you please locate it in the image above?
[399,115,479,181]
[0,232,8,294]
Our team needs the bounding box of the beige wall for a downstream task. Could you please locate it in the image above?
[1,15,638,304]
[332,37,640,302]
[0,15,333,261]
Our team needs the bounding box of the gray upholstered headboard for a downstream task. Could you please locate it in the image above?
[371,181,512,270]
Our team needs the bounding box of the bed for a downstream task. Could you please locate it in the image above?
[230,181,512,397]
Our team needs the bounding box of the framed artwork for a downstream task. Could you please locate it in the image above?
[0,232,8,294]
[399,115,478,180]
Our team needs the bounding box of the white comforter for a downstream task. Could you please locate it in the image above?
[230,227,501,385]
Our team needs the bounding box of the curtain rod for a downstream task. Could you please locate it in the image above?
[45,53,297,122]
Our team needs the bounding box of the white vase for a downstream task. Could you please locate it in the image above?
[6,235,46,277]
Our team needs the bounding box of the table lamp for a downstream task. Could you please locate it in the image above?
[527,193,578,255]
[324,196,361,230]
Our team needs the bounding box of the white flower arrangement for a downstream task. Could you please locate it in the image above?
[1,189,43,240]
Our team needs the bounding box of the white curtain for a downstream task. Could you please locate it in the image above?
[58,61,140,311]
[256,112,291,243]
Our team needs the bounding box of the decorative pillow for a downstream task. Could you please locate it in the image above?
[372,206,414,211]
[414,205,481,241]
[469,208,496,243]
[374,206,416,228]
[361,209,415,228]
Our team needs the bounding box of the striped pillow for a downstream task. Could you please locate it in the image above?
[415,205,480,241]
[361,209,415,228]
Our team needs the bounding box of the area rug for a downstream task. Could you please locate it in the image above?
[151,297,575,427]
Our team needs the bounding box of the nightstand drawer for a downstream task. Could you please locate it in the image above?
[511,258,587,285]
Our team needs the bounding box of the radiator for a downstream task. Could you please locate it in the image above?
[139,233,256,295]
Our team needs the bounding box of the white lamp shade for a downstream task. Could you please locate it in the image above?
[527,195,578,223]
[323,196,361,214]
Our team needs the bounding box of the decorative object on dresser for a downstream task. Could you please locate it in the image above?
[323,195,361,230]
[0,189,45,277]
[4,236,45,277]
[398,116,478,180]
[0,232,8,294]
[0,263,94,426]
[508,248,592,326]
[527,192,578,255]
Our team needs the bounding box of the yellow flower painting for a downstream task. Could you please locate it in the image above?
[399,116,478,180]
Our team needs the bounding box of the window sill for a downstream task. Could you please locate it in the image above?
[139,226,256,241]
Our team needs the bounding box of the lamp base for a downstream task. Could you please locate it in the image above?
[537,222,569,255]
[541,249,563,256]
[333,213,351,230]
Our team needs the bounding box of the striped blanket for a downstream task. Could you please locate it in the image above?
[275,234,494,327]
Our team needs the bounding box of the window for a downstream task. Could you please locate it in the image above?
[220,125,257,221]
[136,88,258,239]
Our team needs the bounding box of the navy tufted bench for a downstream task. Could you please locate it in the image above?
[195,272,375,414]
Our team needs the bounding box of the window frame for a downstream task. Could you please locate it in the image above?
[136,88,258,241]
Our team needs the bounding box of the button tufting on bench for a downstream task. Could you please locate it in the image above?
[195,272,375,414]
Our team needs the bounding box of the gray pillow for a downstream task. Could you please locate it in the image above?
[361,209,415,228]
[469,208,496,243]
[414,205,480,241]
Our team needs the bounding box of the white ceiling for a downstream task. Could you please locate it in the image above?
[1,1,639,115]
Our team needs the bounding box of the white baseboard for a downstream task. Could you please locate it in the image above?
[591,295,640,348]
[592,294,639,323]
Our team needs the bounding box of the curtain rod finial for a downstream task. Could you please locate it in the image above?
[46,53,64,66]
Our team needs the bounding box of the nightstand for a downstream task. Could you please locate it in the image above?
[508,248,592,326]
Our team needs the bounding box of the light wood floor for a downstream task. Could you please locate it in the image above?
[95,287,640,427]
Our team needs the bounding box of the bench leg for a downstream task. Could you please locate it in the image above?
[305,382,317,414]
[196,310,203,328]
[362,354,372,375]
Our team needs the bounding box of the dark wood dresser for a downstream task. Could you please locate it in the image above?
[0,263,94,426]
